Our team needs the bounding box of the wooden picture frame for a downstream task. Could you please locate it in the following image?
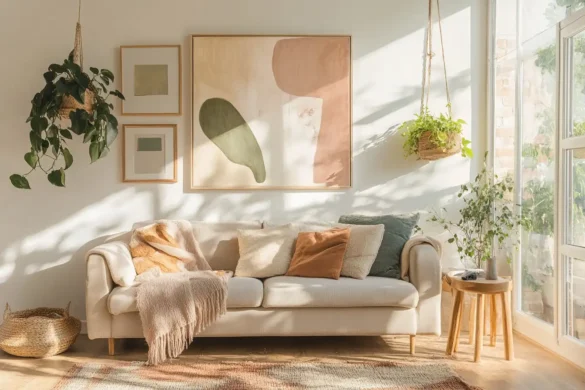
[120,45,182,116]
[190,34,353,191]
[122,124,177,183]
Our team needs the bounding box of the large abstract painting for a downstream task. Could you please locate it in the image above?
[191,35,352,190]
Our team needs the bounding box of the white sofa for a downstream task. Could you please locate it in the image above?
[85,221,441,355]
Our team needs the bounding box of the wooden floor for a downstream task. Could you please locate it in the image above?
[1,332,584,389]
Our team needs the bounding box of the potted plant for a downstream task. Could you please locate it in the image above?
[9,52,124,189]
[418,154,530,271]
[400,105,473,161]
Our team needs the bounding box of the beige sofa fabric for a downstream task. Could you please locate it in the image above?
[191,221,262,271]
[107,276,264,315]
[235,225,297,278]
[262,276,419,309]
[110,308,418,338]
[408,243,442,335]
[86,254,114,340]
[87,241,136,287]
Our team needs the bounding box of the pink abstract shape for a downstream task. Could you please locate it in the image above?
[272,37,351,186]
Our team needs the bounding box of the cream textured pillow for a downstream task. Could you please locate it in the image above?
[235,225,297,278]
[340,224,385,279]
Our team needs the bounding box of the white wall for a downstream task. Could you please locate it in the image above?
[0,0,488,322]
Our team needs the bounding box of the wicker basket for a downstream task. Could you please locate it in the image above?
[418,131,461,161]
[0,303,81,358]
[59,89,94,119]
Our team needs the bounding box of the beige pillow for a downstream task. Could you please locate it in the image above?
[235,225,297,278]
[340,224,385,279]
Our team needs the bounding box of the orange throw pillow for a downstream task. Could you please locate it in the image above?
[286,228,350,279]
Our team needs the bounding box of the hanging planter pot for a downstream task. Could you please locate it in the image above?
[400,0,473,161]
[418,130,461,161]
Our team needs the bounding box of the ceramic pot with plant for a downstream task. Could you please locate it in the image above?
[400,105,473,161]
[417,153,530,275]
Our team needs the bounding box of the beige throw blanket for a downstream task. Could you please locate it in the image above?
[400,235,442,282]
[129,220,230,365]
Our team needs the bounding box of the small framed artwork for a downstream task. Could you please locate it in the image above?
[123,124,177,183]
[120,45,182,115]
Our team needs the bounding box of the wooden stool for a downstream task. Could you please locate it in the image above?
[445,274,513,362]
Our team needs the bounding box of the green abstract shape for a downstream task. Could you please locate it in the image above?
[199,98,266,183]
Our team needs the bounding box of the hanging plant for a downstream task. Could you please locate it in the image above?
[401,105,472,160]
[9,55,124,190]
[9,1,124,189]
[401,0,473,161]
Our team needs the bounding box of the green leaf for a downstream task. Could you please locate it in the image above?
[69,109,89,135]
[24,151,38,168]
[71,86,85,105]
[41,139,49,155]
[10,174,30,189]
[101,69,115,81]
[63,148,73,170]
[48,64,66,73]
[89,142,100,163]
[47,169,65,187]
[29,131,42,151]
[60,129,73,139]
[109,90,125,100]
[83,127,97,143]
[31,116,49,133]
[90,67,99,75]
[448,238,455,244]
[43,71,56,84]
[46,124,59,138]
[105,122,118,147]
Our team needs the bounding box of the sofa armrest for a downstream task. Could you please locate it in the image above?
[86,254,114,339]
[88,241,136,287]
[409,244,442,335]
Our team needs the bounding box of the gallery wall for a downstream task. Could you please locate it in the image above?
[0,0,488,324]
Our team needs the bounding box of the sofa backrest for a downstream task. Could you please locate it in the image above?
[191,221,262,271]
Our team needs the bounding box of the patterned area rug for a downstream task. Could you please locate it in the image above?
[54,361,480,389]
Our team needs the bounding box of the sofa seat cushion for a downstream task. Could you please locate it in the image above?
[108,277,263,315]
[262,276,419,309]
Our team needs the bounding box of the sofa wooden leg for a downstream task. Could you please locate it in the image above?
[108,338,115,356]
[410,335,416,355]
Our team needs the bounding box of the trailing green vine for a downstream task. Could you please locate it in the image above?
[9,52,124,189]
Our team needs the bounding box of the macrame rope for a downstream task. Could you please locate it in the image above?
[420,0,452,116]
[73,0,83,69]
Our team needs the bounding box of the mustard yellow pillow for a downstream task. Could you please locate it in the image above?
[286,228,350,279]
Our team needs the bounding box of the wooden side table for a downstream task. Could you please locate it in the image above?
[445,274,513,362]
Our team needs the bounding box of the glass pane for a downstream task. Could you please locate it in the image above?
[494,52,517,178]
[521,0,581,44]
[566,257,585,342]
[495,0,517,60]
[520,29,557,325]
[569,150,585,246]
[570,29,585,138]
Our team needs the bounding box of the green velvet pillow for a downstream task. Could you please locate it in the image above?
[338,213,419,278]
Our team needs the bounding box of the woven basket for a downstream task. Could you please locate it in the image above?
[418,131,461,161]
[59,89,94,119]
[0,303,81,358]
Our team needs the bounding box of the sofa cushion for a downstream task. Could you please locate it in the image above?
[107,276,264,315]
[192,221,262,271]
[262,276,419,309]
[235,225,297,278]
[339,214,419,279]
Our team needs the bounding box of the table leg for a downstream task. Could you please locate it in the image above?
[490,294,497,347]
[474,294,485,362]
[446,290,464,356]
[454,292,464,352]
[501,291,514,360]
[468,295,476,345]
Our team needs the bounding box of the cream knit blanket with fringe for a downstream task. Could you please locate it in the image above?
[130,220,230,365]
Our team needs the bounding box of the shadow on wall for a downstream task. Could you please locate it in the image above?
[0,0,477,322]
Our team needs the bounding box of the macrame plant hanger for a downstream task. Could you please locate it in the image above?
[417,0,460,160]
[60,0,94,118]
